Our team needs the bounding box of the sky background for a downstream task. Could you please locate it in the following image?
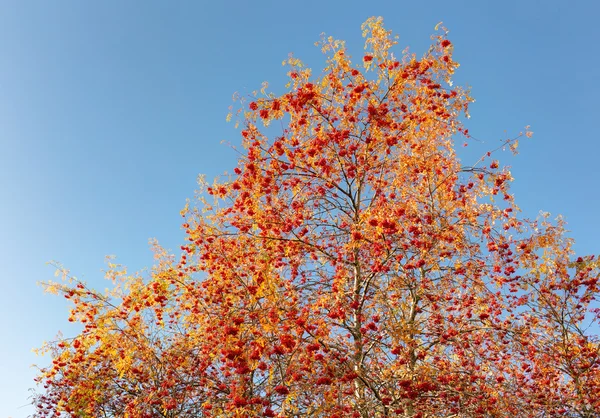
[1,1,598,416]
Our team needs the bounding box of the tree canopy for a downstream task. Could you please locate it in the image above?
[33,17,599,418]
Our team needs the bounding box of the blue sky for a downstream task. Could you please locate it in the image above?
[1,1,598,416]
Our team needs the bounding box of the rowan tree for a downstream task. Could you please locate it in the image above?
[33,18,599,418]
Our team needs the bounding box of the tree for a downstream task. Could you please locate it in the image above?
[33,17,599,417]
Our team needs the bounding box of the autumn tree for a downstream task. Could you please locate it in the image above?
[33,18,599,418]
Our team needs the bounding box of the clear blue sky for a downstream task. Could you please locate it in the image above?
[1,1,598,416]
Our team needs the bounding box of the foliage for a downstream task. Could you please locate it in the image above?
[33,17,599,418]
